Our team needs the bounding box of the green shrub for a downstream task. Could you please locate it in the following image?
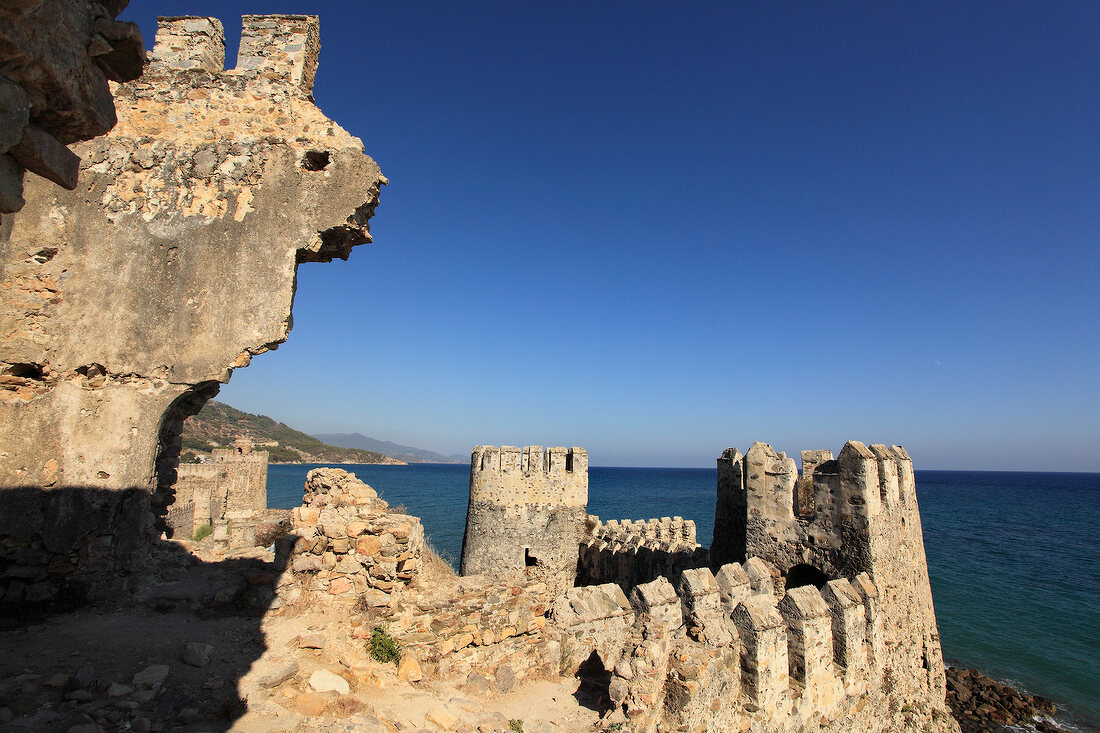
[368,624,400,664]
[192,524,213,542]
[509,721,524,733]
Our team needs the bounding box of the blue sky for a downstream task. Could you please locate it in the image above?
[123,2,1099,470]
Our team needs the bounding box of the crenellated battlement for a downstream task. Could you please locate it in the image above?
[237,15,320,93]
[469,445,588,507]
[712,440,919,582]
[605,560,884,729]
[460,443,951,732]
[149,15,321,94]
[587,514,698,549]
[577,514,706,591]
[150,17,226,73]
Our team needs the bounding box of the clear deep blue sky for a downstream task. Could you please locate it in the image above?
[123,2,1099,470]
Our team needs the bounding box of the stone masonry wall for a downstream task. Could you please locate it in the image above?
[576,514,709,592]
[460,446,588,594]
[585,561,951,733]
[706,441,954,733]
[0,15,385,609]
[0,0,144,222]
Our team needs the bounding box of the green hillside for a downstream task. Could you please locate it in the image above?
[181,400,405,465]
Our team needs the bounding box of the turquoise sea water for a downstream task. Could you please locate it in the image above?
[267,464,1100,731]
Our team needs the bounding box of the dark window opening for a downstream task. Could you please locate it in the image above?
[301,150,330,171]
[524,548,539,567]
[565,452,574,473]
[785,563,831,590]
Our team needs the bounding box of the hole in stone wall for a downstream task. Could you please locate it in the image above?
[796,476,814,518]
[5,363,44,380]
[32,247,57,264]
[524,548,539,567]
[785,563,831,590]
[300,150,330,171]
[565,452,574,473]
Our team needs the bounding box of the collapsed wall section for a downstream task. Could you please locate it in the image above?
[0,14,386,611]
[460,446,588,594]
[280,468,423,606]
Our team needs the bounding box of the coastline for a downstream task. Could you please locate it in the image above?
[946,667,1083,733]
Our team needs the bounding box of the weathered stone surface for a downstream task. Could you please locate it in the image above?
[425,707,460,730]
[256,661,298,688]
[397,655,422,682]
[294,692,327,717]
[0,14,385,606]
[130,665,169,689]
[0,0,145,216]
[181,642,214,667]
[308,668,350,695]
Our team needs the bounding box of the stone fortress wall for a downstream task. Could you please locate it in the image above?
[460,446,588,594]
[0,13,386,611]
[167,438,269,540]
[459,440,956,733]
[576,515,707,591]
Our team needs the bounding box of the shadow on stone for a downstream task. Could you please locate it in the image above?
[572,649,612,715]
[0,485,292,732]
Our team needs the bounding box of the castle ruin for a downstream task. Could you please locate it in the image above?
[460,446,588,594]
[167,438,269,545]
[453,440,955,733]
[0,14,968,732]
[0,14,385,609]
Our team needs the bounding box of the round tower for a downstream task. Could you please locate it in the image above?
[460,445,588,593]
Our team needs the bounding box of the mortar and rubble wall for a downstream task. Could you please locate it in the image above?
[0,0,144,223]
[700,440,953,733]
[460,446,588,595]
[0,14,386,611]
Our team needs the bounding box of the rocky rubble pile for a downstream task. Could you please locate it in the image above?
[378,577,557,686]
[282,468,424,605]
[945,666,1064,733]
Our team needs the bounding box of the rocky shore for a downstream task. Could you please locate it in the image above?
[946,666,1068,733]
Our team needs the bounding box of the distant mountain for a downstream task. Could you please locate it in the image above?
[181,400,405,465]
[314,433,465,464]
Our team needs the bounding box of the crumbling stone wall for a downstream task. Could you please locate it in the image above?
[460,445,588,594]
[386,578,559,686]
[576,514,708,591]
[559,559,951,733]
[0,14,385,610]
[280,468,423,606]
[0,0,144,222]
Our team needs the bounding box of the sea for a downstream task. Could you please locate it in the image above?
[267,464,1100,731]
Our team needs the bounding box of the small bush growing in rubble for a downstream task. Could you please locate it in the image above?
[192,524,213,542]
[368,624,401,664]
